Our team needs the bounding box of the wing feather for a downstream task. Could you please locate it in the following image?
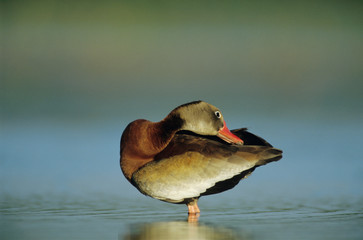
[132,131,282,203]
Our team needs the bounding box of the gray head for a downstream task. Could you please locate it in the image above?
[170,101,243,144]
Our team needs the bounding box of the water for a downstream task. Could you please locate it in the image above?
[1,194,362,239]
[1,119,362,239]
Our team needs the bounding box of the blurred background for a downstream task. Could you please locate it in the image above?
[1,0,363,201]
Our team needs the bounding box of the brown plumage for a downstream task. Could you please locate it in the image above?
[120,101,282,215]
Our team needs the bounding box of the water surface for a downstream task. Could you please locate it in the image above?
[1,193,362,240]
[1,120,362,239]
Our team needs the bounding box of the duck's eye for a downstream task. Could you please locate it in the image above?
[215,111,221,118]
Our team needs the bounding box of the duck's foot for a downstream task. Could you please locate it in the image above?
[187,199,200,222]
[187,199,200,220]
[187,213,200,223]
[187,203,200,214]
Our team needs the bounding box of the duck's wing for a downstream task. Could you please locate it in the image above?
[131,130,282,203]
[231,128,273,147]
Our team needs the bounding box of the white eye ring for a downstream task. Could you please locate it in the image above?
[215,111,221,118]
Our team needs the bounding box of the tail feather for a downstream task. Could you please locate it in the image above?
[256,147,283,166]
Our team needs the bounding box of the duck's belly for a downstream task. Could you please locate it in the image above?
[132,151,254,203]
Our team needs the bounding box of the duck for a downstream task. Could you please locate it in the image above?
[120,100,282,215]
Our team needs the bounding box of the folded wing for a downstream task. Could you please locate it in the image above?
[132,129,282,203]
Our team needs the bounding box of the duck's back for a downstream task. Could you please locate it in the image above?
[131,129,282,204]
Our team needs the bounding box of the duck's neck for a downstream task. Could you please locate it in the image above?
[120,112,184,180]
[151,113,184,152]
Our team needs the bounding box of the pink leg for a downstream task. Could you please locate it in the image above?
[187,199,200,214]
[187,199,200,222]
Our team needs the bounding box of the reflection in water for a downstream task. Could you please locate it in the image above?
[121,221,249,240]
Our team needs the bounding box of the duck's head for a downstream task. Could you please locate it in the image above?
[172,101,243,145]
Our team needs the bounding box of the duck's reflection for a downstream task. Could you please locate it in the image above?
[121,220,249,240]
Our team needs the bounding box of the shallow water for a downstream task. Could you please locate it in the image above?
[1,194,362,240]
[1,119,363,239]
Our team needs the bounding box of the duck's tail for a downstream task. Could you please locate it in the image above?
[256,147,283,166]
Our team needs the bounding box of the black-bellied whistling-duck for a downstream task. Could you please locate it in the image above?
[120,101,282,216]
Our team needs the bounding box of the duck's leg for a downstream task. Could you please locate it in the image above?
[187,199,200,214]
